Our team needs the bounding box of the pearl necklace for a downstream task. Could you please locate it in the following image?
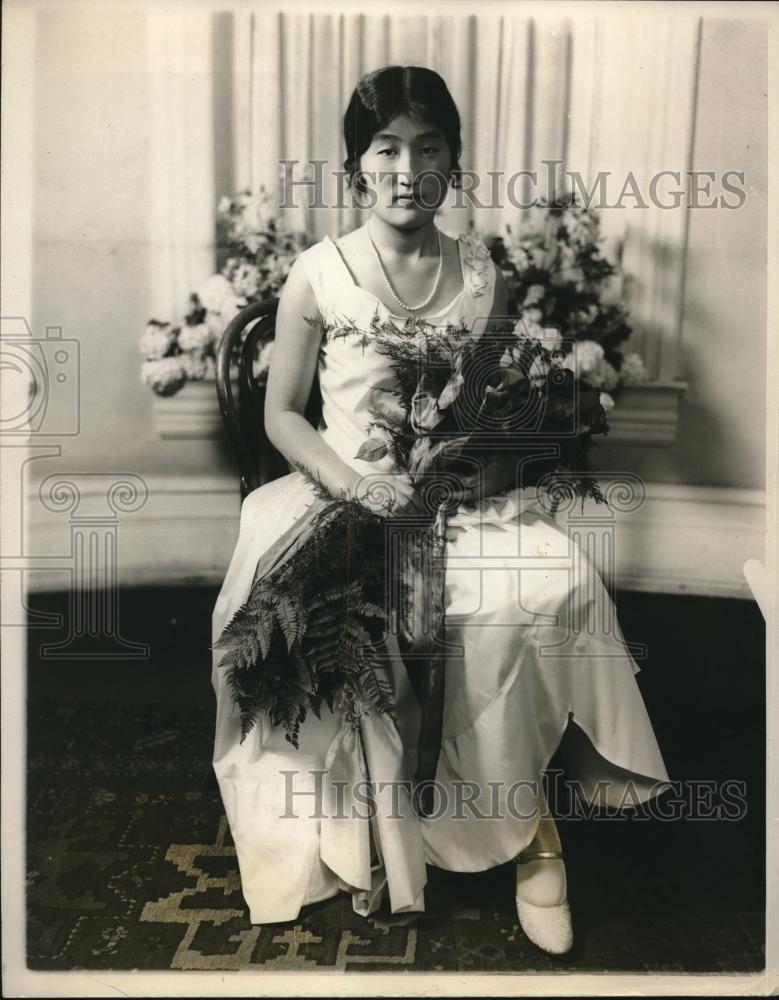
[367,225,443,314]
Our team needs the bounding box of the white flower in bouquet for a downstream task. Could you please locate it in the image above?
[523,306,543,324]
[561,265,585,288]
[206,310,228,342]
[507,245,530,272]
[563,339,604,376]
[177,322,213,354]
[523,284,545,307]
[592,357,619,391]
[231,262,262,300]
[197,273,244,318]
[618,351,649,385]
[141,357,187,396]
[243,189,277,229]
[558,243,577,268]
[179,353,210,381]
[252,340,275,380]
[599,391,615,413]
[562,340,620,391]
[514,316,545,342]
[140,321,176,360]
[236,228,262,256]
[562,206,599,246]
[231,190,253,212]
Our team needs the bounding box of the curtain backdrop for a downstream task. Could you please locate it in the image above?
[149,6,702,382]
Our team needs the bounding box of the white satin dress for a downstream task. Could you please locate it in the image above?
[211,231,673,924]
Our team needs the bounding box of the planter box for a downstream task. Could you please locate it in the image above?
[152,378,229,440]
[605,381,688,445]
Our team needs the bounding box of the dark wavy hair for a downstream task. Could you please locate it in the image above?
[343,65,463,194]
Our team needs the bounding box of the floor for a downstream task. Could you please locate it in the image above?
[25,585,766,973]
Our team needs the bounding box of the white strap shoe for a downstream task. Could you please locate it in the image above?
[515,850,573,955]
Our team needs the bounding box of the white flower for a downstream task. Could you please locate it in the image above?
[197,273,243,317]
[232,190,252,211]
[206,311,227,341]
[619,351,649,385]
[179,353,209,381]
[563,340,605,376]
[139,321,176,360]
[524,306,543,323]
[523,284,545,307]
[599,391,615,413]
[561,265,585,287]
[230,262,261,299]
[563,341,619,390]
[593,357,619,391]
[141,357,187,396]
[508,245,531,271]
[514,316,545,342]
[177,322,212,354]
[217,195,233,214]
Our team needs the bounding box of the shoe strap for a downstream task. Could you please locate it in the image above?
[516,850,563,863]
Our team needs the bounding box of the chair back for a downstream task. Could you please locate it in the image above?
[215,298,323,500]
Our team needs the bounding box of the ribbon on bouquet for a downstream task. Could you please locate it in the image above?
[390,501,450,818]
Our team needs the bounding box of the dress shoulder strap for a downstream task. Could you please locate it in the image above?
[296,236,355,323]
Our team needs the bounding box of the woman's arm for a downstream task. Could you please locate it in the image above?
[264,257,361,499]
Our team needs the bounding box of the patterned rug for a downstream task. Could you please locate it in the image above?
[26,588,766,973]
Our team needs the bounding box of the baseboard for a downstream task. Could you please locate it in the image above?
[19,475,764,599]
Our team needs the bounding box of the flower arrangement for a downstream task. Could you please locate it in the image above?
[213,311,610,816]
[142,189,648,416]
[140,187,311,397]
[485,195,649,412]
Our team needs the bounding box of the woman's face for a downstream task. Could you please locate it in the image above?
[357,113,452,229]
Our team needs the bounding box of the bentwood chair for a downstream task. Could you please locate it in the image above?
[215,297,323,501]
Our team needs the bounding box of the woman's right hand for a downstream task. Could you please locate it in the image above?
[351,471,427,519]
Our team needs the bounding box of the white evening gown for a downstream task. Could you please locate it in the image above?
[211,231,672,924]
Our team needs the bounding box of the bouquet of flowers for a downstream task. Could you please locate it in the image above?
[486,195,650,410]
[140,187,311,397]
[213,311,609,816]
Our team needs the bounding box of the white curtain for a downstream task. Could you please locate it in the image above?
[146,9,216,321]
[148,5,701,382]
